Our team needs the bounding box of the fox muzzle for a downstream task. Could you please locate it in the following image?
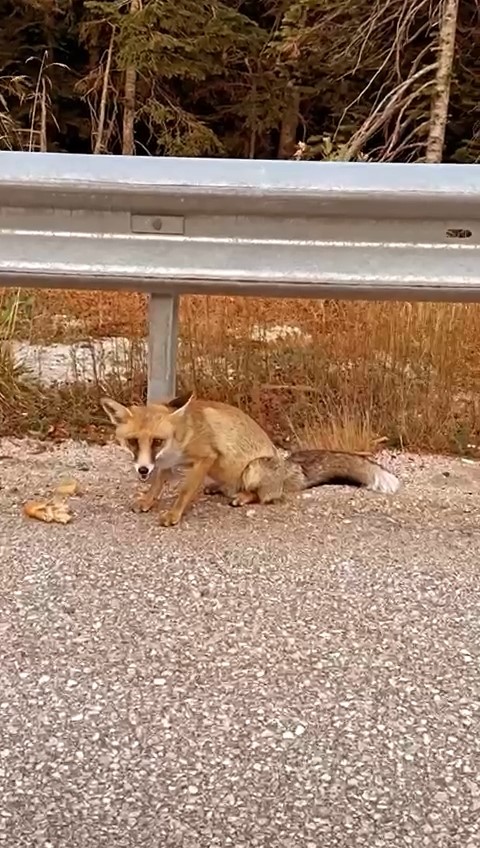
[136,463,154,481]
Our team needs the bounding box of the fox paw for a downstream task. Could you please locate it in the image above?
[229,492,256,508]
[159,509,181,527]
[132,495,155,513]
[204,484,222,496]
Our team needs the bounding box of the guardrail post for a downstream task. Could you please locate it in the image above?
[147,293,179,402]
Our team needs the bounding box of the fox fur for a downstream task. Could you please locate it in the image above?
[101,392,400,527]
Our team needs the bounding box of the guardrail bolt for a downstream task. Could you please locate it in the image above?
[152,217,163,231]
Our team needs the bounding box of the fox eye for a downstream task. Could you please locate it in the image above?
[127,438,138,454]
[152,438,164,453]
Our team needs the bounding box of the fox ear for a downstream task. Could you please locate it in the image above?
[100,397,132,426]
[168,392,194,411]
[168,391,194,418]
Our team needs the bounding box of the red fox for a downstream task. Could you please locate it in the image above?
[101,393,400,527]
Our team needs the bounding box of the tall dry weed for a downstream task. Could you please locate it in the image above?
[177,296,480,453]
[1,287,480,453]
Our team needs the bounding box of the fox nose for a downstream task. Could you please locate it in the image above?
[138,466,150,480]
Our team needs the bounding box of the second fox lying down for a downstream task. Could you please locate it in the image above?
[101,393,400,527]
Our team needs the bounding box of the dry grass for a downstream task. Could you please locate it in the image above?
[1,286,480,455]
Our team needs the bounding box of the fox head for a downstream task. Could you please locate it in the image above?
[101,392,193,481]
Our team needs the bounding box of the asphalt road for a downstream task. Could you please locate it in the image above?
[1,439,479,847]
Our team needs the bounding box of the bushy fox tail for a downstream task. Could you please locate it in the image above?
[285,449,400,494]
[239,448,399,504]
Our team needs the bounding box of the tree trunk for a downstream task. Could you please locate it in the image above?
[425,0,460,163]
[277,81,300,159]
[122,0,142,156]
[94,27,115,154]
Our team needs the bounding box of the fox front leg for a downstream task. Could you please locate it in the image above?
[203,480,223,496]
[159,458,214,527]
[133,467,171,513]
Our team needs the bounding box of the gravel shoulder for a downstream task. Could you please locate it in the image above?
[0,440,479,847]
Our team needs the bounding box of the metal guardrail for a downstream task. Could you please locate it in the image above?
[0,151,479,399]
